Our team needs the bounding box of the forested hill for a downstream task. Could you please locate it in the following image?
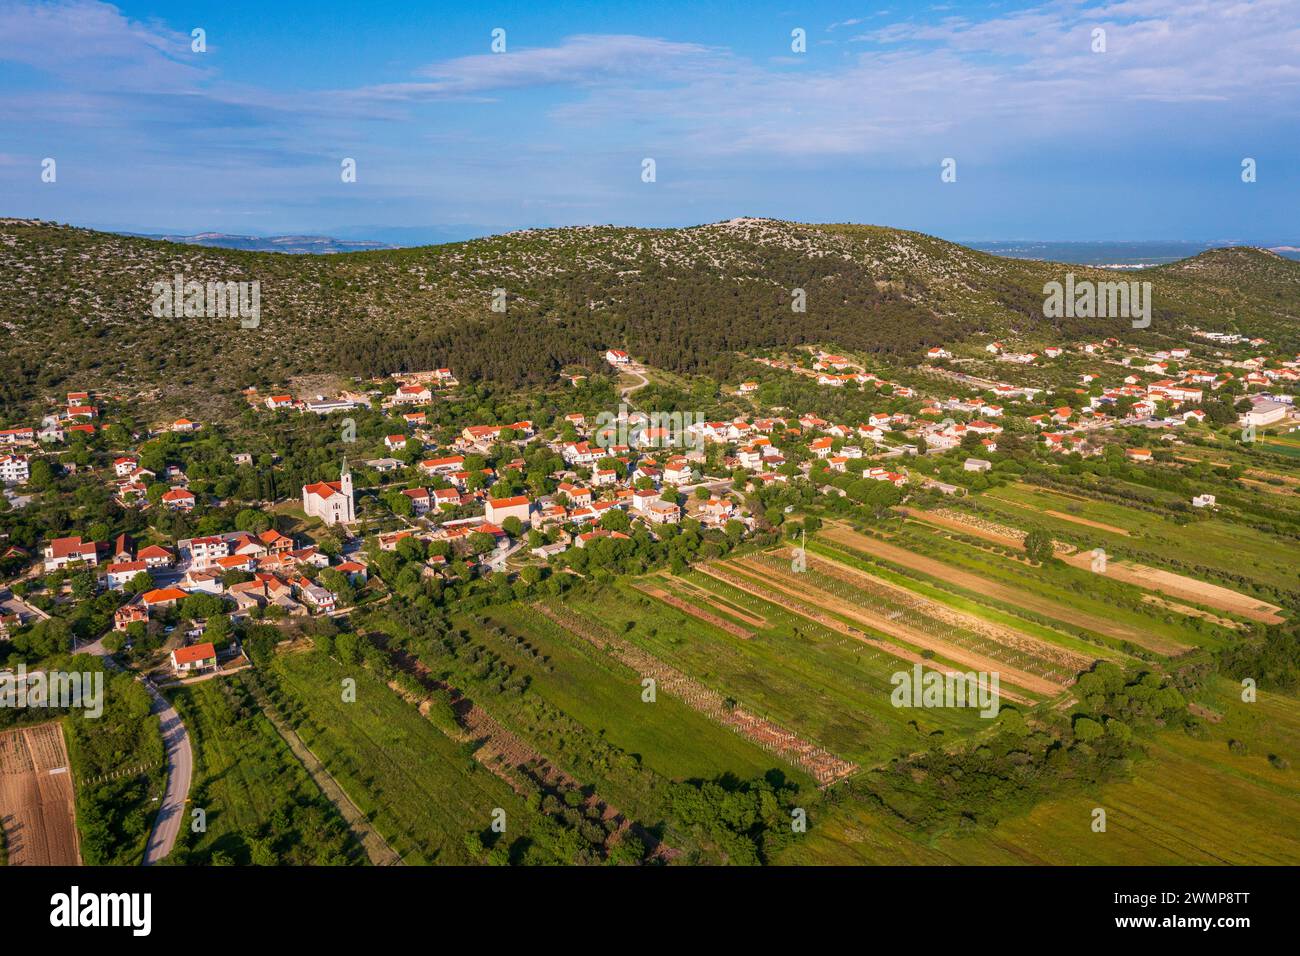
[2,216,1296,420]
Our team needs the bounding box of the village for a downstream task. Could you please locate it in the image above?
[3,326,1298,688]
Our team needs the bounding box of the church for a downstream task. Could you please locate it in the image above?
[302,460,355,526]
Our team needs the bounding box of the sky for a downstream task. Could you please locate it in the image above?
[1,0,1297,244]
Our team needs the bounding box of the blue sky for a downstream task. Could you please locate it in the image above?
[1,0,1296,243]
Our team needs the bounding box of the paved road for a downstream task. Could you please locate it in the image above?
[80,633,193,866]
[139,683,192,865]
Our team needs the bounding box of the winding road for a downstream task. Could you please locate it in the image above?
[80,633,193,865]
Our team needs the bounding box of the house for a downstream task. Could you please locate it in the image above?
[161,487,196,511]
[265,394,295,410]
[186,536,230,570]
[142,586,188,609]
[335,560,368,584]
[113,604,149,631]
[1127,448,1153,463]
[963,458,992,473]
[0,455,29,485]
[105,561,150,590]
[259,530,294,554]
[171,642,218,676]
[402,487,432,515]
[1192,494,1216,508]
[113,456,139,477]
[663,458,694,485]
[385,434,410,452]
[557,482,593,507]
[394,384,433,404]
[171,418,200,433]
[484,495,531,527]
[420,455,465,476]
[640,499,681,524]
[302,461,355,526]
[605,349,631,365]
[926,347,952,359]
[432,487,462,509]
[0,427,36,445]
[738,382,759,394]
[44,536,101,571]
[182,569,225,594]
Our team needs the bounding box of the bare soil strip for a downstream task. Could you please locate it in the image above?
[695,562,1037,707]
[783,549,1100,674]
[535,603,858,786]
[1043,510,1132,536]
[820,522,1190,655]
[1141,594,1243,629]
[0,722,80,866]
[246,674,403,866]
[634,583,754,638]
[726,557,1063,698]
[1060,553,1285,625]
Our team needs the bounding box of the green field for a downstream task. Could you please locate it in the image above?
[461,604,783,782]
[263,649,536,864]
[984,483,1300,596]
[779,678,1300,864]
[558,577,991,768]
[168,675,363,865]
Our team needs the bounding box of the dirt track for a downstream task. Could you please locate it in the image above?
[0,722,80,866]
[1043,510,1131,536]
[1060,553,1285,625]
[820,522,1190,656]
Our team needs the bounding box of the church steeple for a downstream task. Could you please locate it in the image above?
[340,456,352,498]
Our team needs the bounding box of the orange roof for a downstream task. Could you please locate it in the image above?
[173,642,216,665]
[304,480,344,499]
[143,586,188,604]
[488,495,531,508]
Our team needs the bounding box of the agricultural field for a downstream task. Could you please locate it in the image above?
[779,677,1300,865]
[0,722,79,866]
[982,482,1300,600]
[817,519,1222,656]
[167,674,364,865]
[554,573,995,771]
[459,603,782,783]
[262,649,536,865]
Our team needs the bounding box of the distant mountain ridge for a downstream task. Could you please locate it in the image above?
[1,217,1297,421]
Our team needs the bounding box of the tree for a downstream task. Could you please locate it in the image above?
[1023,529,1054,563]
